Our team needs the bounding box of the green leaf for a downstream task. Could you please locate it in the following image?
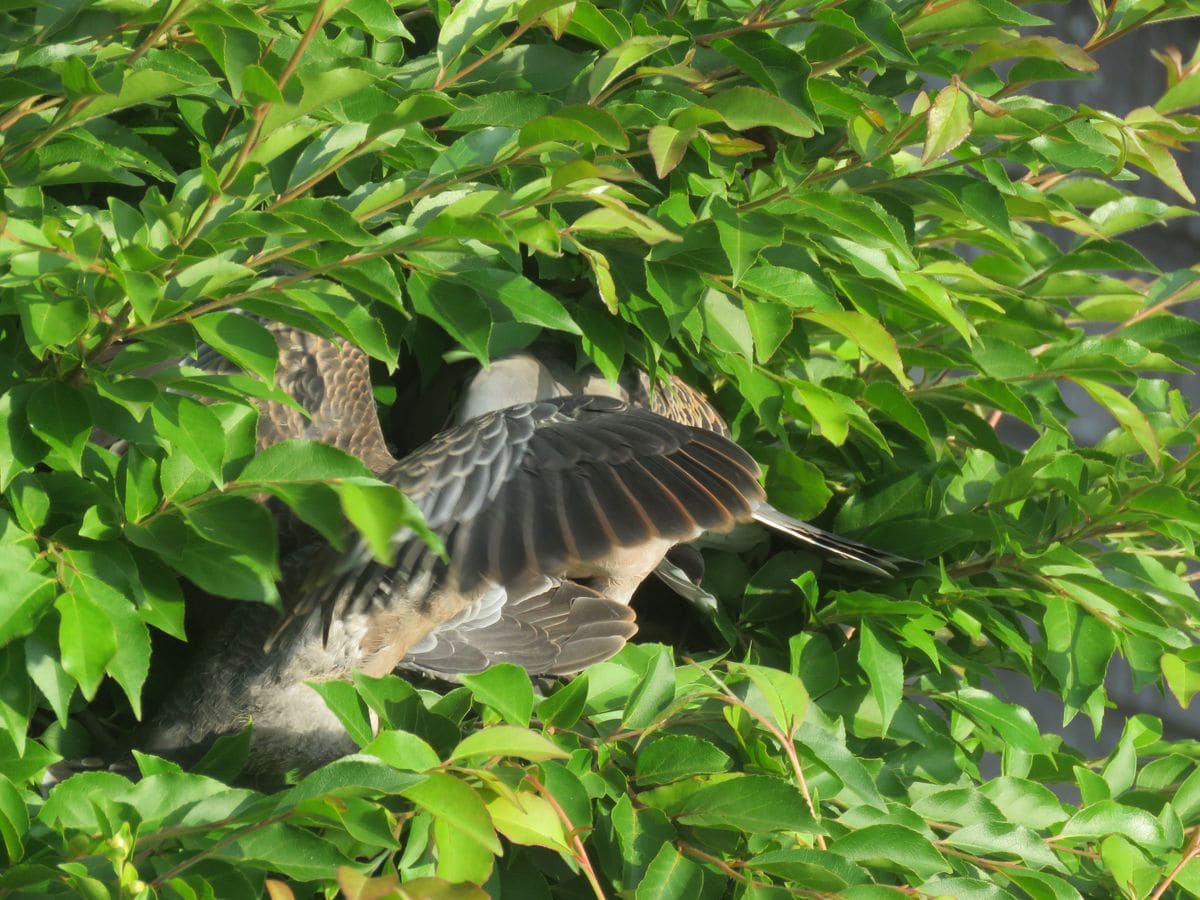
[520,105,628,150]
[711,200,783,286]
[364,730,441,771]
[339,0,414,40]
[240,64,284,105]
[64,564,151,717]
[307,680,374,747]
[486,789,570,851]
[748,848,864,891]
[0,774,27,862]
[1071,377,1160,463]
[238,440,373,483]
[457,269,581,336]
[943,822,1065,871]
[764,449,833,519]
[1090,196,1194,237]
[801,310,911,387]
[1102,723,1138,797]
[858,622,902,735]
[1000,868,1085,900]
[966,36,1096,75]
[536,672,589,729]
[671,775,818,833]
[438,0,518,70]
[518,0,575,26]
[152,395,227,487]
[980,777,1069,830]
[635,735,732,786]
[939,688,1048,753]
[130,514,278,604]
[795,719,887,810]
[1059,800,1169,849]
[634,844,709,899]
[339,481,442,566]
[744,300,793,363]
[0,552,54,646]
[621,644,676,729]
[863,382,931,443]
[260,67,378,133]
[55,589,117,700]
[70,66,189,122]
[26,383,90,475]
[739,662,810,737]
[460,664,534,726]
[433,814,496,884]
[1162,647,1200,708]
[572,203,680,245]
[193,312,280,384]
[648,125,694,178]
[1173,765,1200,824]
[830,824,951,879]
[182,494,279,562]
[288,757,425,803]
[1157,70,1200,114]
[588,35,683,99]
[923,80,973,164]
[537,672,588,729]
[704,86,818,137]
[0,386,48,491]
[17,295,89,356]
[577,244,619,314]
[537,761,590,830]
[0,647,31,757]
[24,629,74,726]
[220,822,352,880]
[408,272,493,363]
[193,724,253,782]
[402,773,503,854]
[451,725,568,761]
[701,289,754,360]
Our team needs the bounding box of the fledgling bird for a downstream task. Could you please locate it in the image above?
[141,325,903,772]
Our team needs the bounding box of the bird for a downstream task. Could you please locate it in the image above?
[137,323,904,772]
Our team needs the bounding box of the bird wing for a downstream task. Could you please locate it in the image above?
[284,395,765,660]
[436,395,763,593]
[401,577,637,677]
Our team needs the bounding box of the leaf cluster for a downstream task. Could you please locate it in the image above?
[3,0,1200,895]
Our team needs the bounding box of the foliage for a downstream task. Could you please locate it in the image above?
[3,0,1200,895]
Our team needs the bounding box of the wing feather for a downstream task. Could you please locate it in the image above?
[400,579,637,677]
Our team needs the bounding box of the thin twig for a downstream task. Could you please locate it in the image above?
[526,776,606,900]
[695,664,826,851]
[434,22,532,91]
[1150,827,1200,900]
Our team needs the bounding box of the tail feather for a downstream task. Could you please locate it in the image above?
[752,503,909,578]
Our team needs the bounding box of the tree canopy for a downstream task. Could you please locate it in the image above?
[3,0,1200,895]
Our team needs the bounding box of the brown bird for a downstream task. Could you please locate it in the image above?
[142,323,902,771]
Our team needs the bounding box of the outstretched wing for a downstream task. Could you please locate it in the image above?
[441,396,762,592]
[289,395,765,647]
